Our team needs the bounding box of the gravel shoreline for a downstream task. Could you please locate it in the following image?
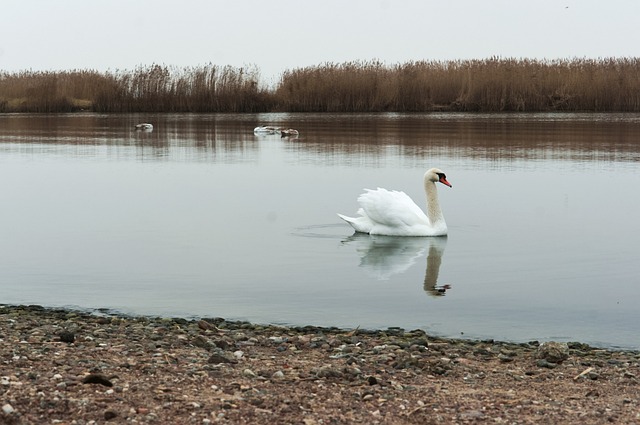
[1,304,639,424]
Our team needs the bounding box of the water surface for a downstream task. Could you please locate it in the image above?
[1,112,639,349]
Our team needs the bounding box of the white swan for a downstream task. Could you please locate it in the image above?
[253,125,280,135]
[280,128,299,137]
[337,168,452,236]
[134,123,153,131]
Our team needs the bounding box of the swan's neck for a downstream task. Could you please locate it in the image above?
[424,180,445,225]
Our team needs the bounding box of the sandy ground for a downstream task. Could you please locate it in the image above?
[1,305,639,424]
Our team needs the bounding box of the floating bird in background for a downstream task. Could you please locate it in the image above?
[253,125,280,135]
[280,129,299,137]
[134,123,153,131]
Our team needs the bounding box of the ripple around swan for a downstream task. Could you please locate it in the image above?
[291,223,350,239]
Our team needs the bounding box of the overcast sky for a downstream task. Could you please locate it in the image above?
[2,0,639,85]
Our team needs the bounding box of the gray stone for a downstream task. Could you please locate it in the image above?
[536,342,569,364]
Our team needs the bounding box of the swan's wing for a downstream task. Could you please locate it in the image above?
[357,188,428,227]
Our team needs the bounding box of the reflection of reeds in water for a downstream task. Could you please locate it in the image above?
[2,58,640,113]
[5,112,637,165]
[0,114,261,163]
[284,113,640,166]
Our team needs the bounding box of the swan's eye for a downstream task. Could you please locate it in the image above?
[437,173,446,179]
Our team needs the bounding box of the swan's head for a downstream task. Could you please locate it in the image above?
[426,168,452,188]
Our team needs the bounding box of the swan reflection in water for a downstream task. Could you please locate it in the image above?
[341,234,450,297]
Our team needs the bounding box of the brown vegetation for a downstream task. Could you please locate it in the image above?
[2,58,640,113]
[0,64,270,113]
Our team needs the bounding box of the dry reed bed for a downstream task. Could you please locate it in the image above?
[1,58,640,113]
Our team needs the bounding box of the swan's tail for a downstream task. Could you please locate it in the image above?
[337,213,371,234]
[338,214,356,226]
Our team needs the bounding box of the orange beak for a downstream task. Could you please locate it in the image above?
[439,177,452,187]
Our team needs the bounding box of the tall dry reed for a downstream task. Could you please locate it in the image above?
[275,58,640,112]
[1,58,640,113]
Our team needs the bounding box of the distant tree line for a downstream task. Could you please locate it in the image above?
[1,58,639,113]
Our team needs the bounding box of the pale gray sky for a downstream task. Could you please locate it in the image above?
[1,0,639,85]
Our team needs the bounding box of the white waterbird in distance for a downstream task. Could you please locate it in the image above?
[253,125,280,134]
[280,129,299,137]
[134,123,153,131]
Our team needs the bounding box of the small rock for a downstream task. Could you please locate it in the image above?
[192,335,215,350]
[82,373,113,387]
[586,371,600,380]
[460,410,485,420]
[243,369,257,378]
[213,338,232,350]
[536,359,558,369]
[272,371,285,379]
[2,404,14,414]
[500,348,517,357]
[498,354,514,363]
[59,331,75,343]
[411,338,429,347]
[104,410,118,420]
[231,332,248,342]
[207,351,237,364]
[314,366,343,378]
[198,320,216,331]
[473,347,492,356]
[345,366,362,376]
[568,341,591,350]
[536,342,569,364]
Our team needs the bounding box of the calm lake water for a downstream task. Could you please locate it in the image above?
[1,112,639,349]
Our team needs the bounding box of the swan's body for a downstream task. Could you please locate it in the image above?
[338,168,452,236]
[254,125,280,134]
[134,123,153,131]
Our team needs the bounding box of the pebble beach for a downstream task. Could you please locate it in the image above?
[1,304,639,424]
